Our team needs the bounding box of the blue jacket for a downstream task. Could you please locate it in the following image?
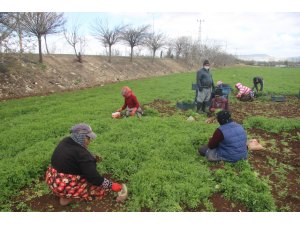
[217,122,248,162]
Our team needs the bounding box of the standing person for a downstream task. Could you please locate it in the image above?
[45,123,125,206]
[196,59,215,114]
[198,110,248,162]
[116,86,143,118]
[252,76,264,92]
[235,82,254,102]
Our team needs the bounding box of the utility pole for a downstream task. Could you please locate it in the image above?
[197,19,204,46]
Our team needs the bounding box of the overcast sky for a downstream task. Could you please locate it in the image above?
[3,0,300,59]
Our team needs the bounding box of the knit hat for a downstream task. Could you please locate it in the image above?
[216,110,232,125]
[203,59,210,66]
[70,123,97,139]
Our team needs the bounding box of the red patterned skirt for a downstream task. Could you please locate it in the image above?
[45,166,107,201]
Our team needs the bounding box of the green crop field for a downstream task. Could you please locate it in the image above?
[0,66,299,212]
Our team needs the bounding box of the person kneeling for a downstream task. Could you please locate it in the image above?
[235,82,254,102]
[116,86,143,118]
[198,110,248,162]
[45,123,125,206]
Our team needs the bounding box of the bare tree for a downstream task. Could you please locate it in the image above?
[91,19,126,63]
[64,21,86,63]
[145,31,166,62]
[121,25,150,62]
[173,36,191,60]
[19,12,65,63]
[0,13,16,62]
[8,12,25,54]
[0,13,35,55]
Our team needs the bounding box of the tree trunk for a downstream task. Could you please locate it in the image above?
[108,45,112,63]
[73,45,78,58]
[130,46,133,62]
[18,32,23,53]
[44,35,50,54]
[38,35,43,63]
[73,45,77,56]
[152,49,156,63]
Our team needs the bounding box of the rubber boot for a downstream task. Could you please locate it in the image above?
[196,102,204,114]
[203,101,211,116]
[201,101,207,113]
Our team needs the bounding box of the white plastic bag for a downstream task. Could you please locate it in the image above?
[112,112,121,119]
[116,184,128,202]
[247,139,264,151]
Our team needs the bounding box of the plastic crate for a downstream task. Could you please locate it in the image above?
[271,95,286,102]
[176,102,195,110]
[221,86,232,96]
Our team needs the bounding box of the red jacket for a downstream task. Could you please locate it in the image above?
[210,96,228,111]
[121,94,140,110]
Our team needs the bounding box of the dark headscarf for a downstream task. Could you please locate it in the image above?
[217,110,232,125]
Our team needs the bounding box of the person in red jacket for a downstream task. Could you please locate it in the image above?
[209,88,228,116]
[116,86,143,118]
[45,123,125,206]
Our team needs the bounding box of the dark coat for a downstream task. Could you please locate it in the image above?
[51,137,104,186]
[196,67,214,89]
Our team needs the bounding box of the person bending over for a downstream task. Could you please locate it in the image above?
[252,76,264,92]
[45,123,125,206]
[235,82,254,102]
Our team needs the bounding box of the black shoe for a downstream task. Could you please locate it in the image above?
[198,145,208,156]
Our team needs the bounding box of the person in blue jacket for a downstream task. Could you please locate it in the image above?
[198,110,248,162]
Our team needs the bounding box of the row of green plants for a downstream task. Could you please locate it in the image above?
[244,117,300,133]
[1,66,299,211]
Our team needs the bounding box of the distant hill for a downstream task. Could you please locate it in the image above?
[287,56,300,62]
[238,54,300,62]
[237,54,277,62]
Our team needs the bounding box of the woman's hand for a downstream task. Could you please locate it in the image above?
[130,108,137,116]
